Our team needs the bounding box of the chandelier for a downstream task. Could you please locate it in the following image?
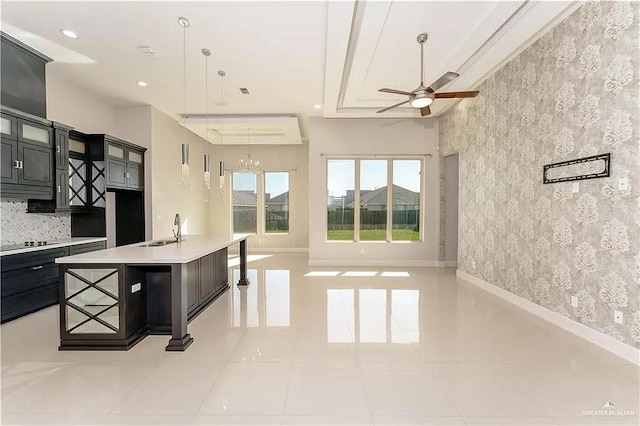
[239,128,260,173]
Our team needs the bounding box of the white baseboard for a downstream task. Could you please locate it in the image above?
[251,248,309,253]
[456,270,640,366]
[308,259,441,267]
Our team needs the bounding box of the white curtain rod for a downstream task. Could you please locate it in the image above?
[320,153,432,158]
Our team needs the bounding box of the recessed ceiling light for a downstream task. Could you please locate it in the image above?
[136,81,148,87]
[314,104,322,109]
[60,29,79,39]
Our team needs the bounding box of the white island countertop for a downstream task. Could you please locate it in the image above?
[55,234,251,265]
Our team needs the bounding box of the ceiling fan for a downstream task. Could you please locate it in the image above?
[377,33,479,117]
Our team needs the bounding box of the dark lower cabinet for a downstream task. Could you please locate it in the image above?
[199,254,216,301]
[0,240,106,323]
[186,261,199,312]
[187,249,228,319]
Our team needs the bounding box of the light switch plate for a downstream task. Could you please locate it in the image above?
[571,295,578,307]
[614,310,624,324]
[131,283,141,293]
[572,182,580,193]
[619,177,629,191]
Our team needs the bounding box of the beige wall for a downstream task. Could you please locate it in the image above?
[46,70,119,136]
[113,106,153,240]
[308,118,440,266]
[209,142,309,250]
[150,108,210,239]
[439,2,640,347]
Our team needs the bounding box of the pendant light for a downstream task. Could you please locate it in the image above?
[218,70,226,198]
[202,48,211,191]
[179,17,190,190]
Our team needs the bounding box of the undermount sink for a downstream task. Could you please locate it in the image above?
[142,239,178,247]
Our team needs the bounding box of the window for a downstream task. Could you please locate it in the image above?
[265,172,289,233]
[392,160,421,241]
[327,160,355,240]
[359,160,387,241]
[232,172,257,233]
[326,158,422,242]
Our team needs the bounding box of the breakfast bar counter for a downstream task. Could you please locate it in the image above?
[55,234,251,351]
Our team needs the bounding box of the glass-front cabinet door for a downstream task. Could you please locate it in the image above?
[69,138,88,207]
[63,267,120,335]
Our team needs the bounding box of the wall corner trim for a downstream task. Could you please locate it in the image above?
[456,270,640,366]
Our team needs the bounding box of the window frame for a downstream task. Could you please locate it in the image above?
[231,170,291,237]
[325,156,424,243]
[264,171,290,235]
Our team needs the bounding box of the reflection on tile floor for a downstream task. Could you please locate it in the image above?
[1,253,638,425]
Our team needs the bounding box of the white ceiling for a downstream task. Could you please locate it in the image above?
[1,1,579,140]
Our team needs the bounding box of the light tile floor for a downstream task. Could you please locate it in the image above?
[1,253,638,425]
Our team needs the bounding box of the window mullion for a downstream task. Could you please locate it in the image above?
[387,160,393,242]
[258,172,265,236]
[354,159,360,242]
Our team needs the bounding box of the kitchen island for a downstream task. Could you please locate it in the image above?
[55,234,251,351]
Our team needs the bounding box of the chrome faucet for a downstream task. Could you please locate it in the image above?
[173,213,182,243]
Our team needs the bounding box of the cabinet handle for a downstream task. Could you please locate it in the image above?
[57,185,61,193]
[31,265,43,270]
[56,145,61,153]
[14,160,20,169]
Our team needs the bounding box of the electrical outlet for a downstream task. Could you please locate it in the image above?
[360,248,365,254]
[571,295,578,307]
[572,182,580,193]
[614,310,624,324]
[618,177,629,191]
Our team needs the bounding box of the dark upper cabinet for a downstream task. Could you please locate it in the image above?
[1,138,19,184]
[19,143,53,187]
[101,137,145,190]
[1,108,54,200]
[1,33,50,119]
[107,158,127,188]
[25,122,74,213]
[17,119,52,147]
[54,125,70,171]
[1,113,17,140]
[55,169,70,210]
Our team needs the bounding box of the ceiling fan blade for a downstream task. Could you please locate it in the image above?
[420,105,431,117]
[435,91,479,99]
[379,88,413,96]
[377,100,410,113]
[427,72,459,92]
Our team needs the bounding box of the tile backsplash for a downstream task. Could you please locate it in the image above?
[0,199,71,245]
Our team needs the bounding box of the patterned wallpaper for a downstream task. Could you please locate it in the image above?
[0,199,71,245]
[439,1,639,347]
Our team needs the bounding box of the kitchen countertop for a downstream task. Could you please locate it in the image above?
[0,237,107,257]
[55,234,251,265]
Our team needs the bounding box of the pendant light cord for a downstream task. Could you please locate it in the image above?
[205,53,209,143]
[183,24,187,141]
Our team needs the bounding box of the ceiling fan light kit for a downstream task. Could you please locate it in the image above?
[410,92,433,108]
[377,32,479,116]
